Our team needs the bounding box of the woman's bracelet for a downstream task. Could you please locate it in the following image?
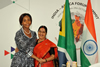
[45,59,47,62]
[36,58,39,61]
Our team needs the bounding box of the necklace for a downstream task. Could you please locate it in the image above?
[24,29,30,34]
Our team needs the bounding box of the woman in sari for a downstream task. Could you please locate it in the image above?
[33,25,59,67]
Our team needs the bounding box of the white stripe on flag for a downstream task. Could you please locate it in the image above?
[81,23,98,64]
[58,46,73,65]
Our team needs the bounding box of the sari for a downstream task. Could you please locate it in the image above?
[33,39,58,67]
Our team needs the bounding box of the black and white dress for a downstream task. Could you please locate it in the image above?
[11,28,37,67]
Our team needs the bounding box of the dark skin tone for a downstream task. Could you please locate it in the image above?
[22,15,32,38]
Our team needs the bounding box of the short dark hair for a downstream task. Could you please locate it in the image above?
[38,25,47,33]
[19,13,32,25]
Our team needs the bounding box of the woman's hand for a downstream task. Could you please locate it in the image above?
[38,54,55,64]
[15,47,19,52]
[39,58,46,64]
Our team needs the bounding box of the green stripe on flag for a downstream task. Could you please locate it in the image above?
[65,0,76,61]
[80,48,91,67]
[57,35,65,48]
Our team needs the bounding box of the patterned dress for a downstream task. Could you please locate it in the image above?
[11,28,37,67]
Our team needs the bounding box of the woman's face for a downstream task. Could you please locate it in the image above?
[38,28,47,39]
[22,15,31,29]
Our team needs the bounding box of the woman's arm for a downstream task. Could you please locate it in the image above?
[31,54,40,61]
[39,48,55,63]
[45,54,55,62]
[15,32,28,53]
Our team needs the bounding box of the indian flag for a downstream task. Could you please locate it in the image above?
[57,0,77,67]
[80,0,98,67]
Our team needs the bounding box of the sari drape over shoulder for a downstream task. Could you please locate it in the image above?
[33,39,58,67]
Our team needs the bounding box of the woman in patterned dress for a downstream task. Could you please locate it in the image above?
[11,13,39,67]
